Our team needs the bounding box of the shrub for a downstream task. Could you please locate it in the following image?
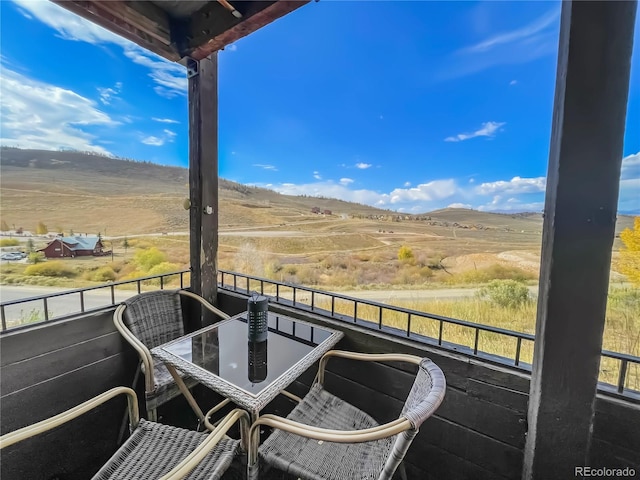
[27,252,45,264]
[134,247,166,272]
[398,245,414,261]
[477,280,531,308]
[92,266,117,282]
[24,261,75,278]
[147,262,180,277]
[0,239,19,247]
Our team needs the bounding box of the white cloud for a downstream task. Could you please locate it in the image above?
[0,66,115,154]
[509,80,518,86]
[313,171,322,180]
[448,203,472,209]
[621,152,640,180]
[226,44,238,52]
[142,136,164,146]
[476,176,546,195]
[404,181,411,187]
[477,196,544,213]
[152,117,180,124]
[355,162,372,169]
[97,82,122,105]
[461,9,560,54]
[253,164,278,171]
[445,121,505,142]
[441,8,560,80]
[141,128,176,147]
[340,178,354,186]
[388,180,459,204]
[13,0,186,98]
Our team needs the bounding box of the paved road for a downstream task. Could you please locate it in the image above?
[0,285,137,327]
[0,284,540,327]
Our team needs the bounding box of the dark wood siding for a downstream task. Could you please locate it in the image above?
[0,309,138,479]
[1,291,637,480]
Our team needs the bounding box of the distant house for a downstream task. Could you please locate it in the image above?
[323,209,332,215]
[39,236,104,258]
[311,207,321,214]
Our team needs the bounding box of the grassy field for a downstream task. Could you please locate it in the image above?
[1,148,638,392]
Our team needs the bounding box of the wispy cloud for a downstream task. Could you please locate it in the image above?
[460,9,559,54]
[226,44,238,52]
[13,0,186,98]
[0,65,115,155]
[445,121,505,142]
[313,171,322,180]
[509,80,518,86]
[439,8,560,79]
[340,178,354,186]
[141,129,176,147]
[253,164,278,171]
[355,162,372,169]
[97,82,122,105]
[152,117,180,124]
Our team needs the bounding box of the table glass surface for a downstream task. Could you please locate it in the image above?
[161,313,334,397]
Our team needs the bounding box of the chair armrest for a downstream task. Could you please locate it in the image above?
[248,414,412,466]
[114,304,156,393]
[160,408,249,480]
[0,387,139,449]
[316,350,422,385]
[179,290,230,320]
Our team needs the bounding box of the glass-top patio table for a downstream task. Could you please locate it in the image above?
[151,311,344,425]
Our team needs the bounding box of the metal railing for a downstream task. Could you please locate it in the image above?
[0,270,189,331]
[1,268,637,399]
[217,269,640,400]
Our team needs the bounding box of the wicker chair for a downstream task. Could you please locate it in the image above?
[114,289,230,421]
[248,350,446,480]
[0,387,248,480]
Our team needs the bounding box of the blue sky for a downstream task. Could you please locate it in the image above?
[1,1,638,214]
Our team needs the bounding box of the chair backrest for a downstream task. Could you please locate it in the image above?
[401,357,446,429]
[379,358,446,480]
[122,290,185,349]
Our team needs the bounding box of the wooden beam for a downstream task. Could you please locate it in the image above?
[52,1,179,60]
[188,59,202,297]
[200,54,220,311]
[188,1,309,60]
[523,2,637,480]
[188,54,219,310]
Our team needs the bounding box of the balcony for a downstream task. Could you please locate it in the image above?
[1,275,638,479]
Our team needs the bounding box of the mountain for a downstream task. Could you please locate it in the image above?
[0,148,634,237]
[0,148,390,235]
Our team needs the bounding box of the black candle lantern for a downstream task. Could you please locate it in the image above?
[247,293,268,342]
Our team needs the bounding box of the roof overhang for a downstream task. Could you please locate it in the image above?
[51,0,310,62]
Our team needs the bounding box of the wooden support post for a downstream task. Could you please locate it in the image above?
[523,2,636,480]
[188,53,219,313]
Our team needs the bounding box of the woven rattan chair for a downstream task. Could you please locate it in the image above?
[114,289,230,421]
[248,350,446,480]
[0,386,248,480]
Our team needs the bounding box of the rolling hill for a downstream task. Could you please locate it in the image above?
[0,147,634,239]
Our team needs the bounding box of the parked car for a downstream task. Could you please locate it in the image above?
[1,252,24,261]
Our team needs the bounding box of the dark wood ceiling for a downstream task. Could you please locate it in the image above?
[52,0,309,62]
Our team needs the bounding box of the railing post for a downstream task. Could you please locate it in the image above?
[43,298,49,322]
[617,360,628,393]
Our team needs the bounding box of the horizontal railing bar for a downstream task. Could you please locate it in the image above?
[0,270,190,308]
[217,269,640,401]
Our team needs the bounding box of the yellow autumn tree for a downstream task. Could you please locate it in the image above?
[619,217,640,286]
